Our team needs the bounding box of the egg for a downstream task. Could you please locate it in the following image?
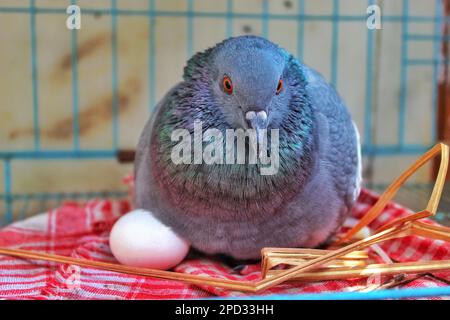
[109,209,190,270]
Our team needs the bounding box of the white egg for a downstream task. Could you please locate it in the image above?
[109,209,190,270]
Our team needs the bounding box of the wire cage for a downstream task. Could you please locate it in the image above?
[0,0,450,298]
[1,0,448,229]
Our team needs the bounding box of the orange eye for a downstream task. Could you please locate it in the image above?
[276,79,283,95]
[222,76,233,94]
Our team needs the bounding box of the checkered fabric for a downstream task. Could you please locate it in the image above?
[0,188,449,299]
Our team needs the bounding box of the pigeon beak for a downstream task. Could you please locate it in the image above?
[245,110,268,144]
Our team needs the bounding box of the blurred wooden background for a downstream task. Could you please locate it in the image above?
[0,0,447,220]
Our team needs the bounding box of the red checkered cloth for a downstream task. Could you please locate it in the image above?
[0,188,449,299]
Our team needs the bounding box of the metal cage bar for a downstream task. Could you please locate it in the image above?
[70,0,80,150]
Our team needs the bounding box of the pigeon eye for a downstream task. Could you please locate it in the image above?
[276,79,283,95]
[222,76,233,95]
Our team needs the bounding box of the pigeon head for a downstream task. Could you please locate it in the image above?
[182,35,305,133]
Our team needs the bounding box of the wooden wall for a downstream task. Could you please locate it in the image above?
[0,0,440,217]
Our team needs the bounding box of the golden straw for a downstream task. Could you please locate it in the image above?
[0,143,448,293]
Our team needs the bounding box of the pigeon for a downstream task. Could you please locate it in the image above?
[134,35,362,260]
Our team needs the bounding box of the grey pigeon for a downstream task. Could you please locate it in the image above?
[134,36,361,260]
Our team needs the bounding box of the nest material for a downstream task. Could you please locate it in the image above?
[0,143,449,293]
